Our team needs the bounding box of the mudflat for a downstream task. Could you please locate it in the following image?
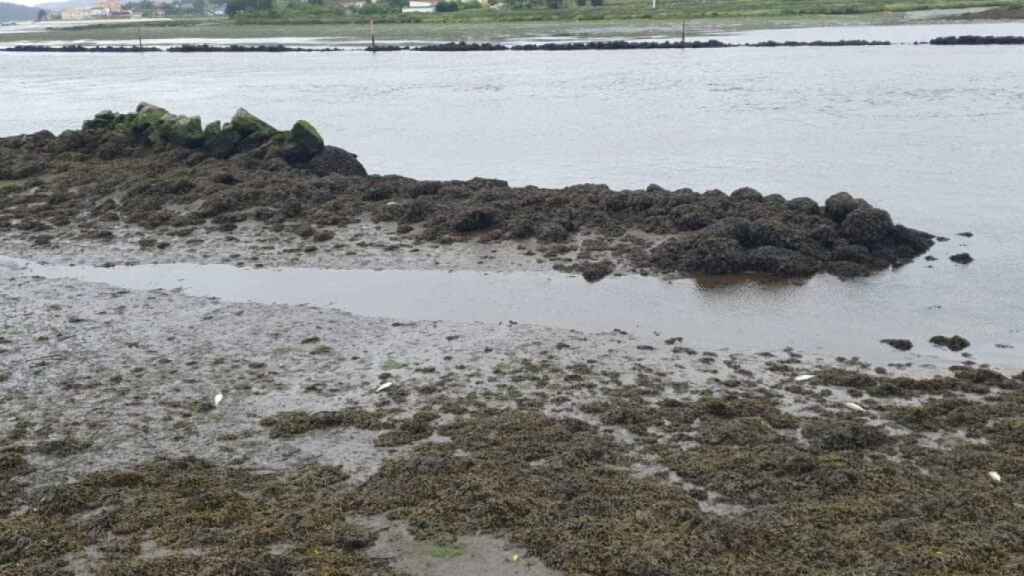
[2,107,1022,575]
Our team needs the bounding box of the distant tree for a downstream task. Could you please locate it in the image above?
[575,0,586,5]
[36,9,47,21]
[545,0,561,8]
[435,0,459,11]
[357,0,406,15]
[226,0,275,15]
[590,0,603,5]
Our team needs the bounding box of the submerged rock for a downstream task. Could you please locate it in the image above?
[950,252,974,264]
[930,335,971,352]
[881,339,913,351]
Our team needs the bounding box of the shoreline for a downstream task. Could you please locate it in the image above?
[6,36,1024,53]
[3,8,1019,45]
[1,38,904,53]
[4,248,1022,574]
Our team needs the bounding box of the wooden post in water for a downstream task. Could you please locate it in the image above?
[137,27,142,51]
[370,18,376,52]
[681,20,686,48]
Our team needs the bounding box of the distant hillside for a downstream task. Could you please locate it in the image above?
[0,2,40,21]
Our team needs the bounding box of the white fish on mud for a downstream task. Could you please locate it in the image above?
[376,381,393,393]
[213,392,224,407]
[844,402,866,412]
[988,471,1002,483]
[794,374,816,382]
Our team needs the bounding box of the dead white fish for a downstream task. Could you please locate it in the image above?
[989,471,1003,483]
[844,402,866,412]
[376,381,393,393]
[213,392,224,407]
[385,201,399,207]
[511,553,520,562]
[794,374,816,382]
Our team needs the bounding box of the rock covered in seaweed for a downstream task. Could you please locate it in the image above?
[0,105,935,279]
[52,103,366,175]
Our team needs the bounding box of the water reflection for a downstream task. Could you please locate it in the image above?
[4,256,1019,370]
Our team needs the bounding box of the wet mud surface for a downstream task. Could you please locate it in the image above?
[3,268,1023,574]
[3,107,1022,574]
[1,106,935,281]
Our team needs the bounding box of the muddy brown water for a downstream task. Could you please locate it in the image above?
[2,255,1019,370]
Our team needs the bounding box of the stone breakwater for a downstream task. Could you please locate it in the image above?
[1,39,894,54]
[928,35,1024,45]
[8,37,1022,53]
[1,105,934,280]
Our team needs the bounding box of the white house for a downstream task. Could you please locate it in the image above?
[402,0,438,13]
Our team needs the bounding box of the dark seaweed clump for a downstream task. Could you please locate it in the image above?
[813,366,1018,397]
[0,105,934,279]
[352,394,1024,576]
[259,408,387,438]
[1,458,397,575]
[5,369,1024,574]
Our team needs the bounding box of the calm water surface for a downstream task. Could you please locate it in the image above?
[1,257,1018,369]
[1,21,1022,366]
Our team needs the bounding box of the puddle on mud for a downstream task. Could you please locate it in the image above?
[2,255,1020,370]
[361,516,563,576]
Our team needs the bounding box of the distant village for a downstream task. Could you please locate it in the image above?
[58,0,132,21]
[52,0,226,21]
[25,0,578,23]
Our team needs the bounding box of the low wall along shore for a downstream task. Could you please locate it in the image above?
[4,35,1023,53]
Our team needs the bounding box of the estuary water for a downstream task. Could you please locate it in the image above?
[1,21,1023,367]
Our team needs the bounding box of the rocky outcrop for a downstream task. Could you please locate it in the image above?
[65,103,365,174]
[0,105,934,280]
